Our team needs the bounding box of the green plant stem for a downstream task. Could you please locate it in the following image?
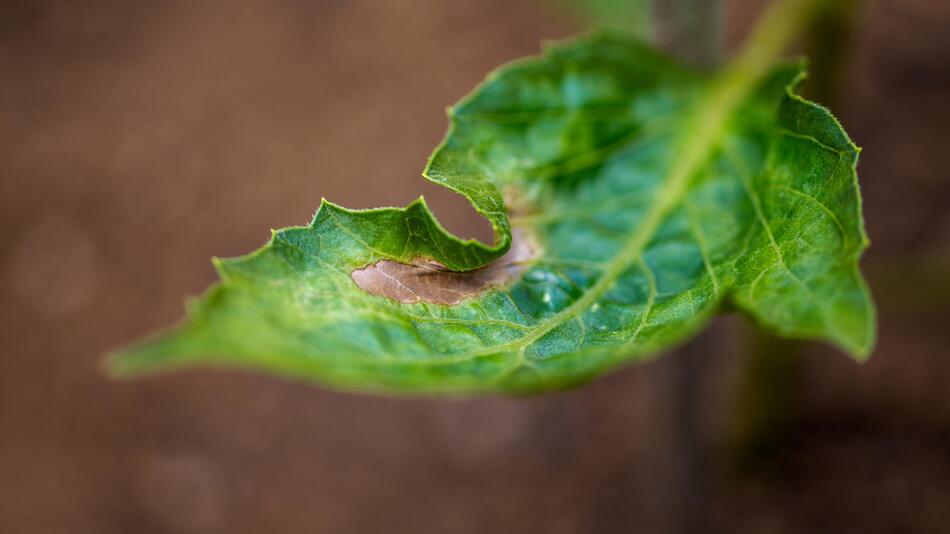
[712,0,825,111]
[649,0,841,530]
[726,0,864,473]
[649,1,721,531]
[557,0,651,37]
[728,327,804,473]
[653,0,720,69]
[804,0,860,107]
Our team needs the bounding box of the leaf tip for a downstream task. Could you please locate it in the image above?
[309,199,330,226]
[105,328,212,380]
[103,348,145,379]
[210,256,232,281]
[408,195,429,210]
[837,281,877,363]
[104,338,175,380]
[844,335,875,363]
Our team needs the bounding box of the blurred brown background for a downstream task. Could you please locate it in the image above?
[1,0,949,532]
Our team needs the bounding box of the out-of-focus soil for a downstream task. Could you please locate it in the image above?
[1,1,948,533]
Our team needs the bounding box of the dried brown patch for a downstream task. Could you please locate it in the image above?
[351,230,536,305]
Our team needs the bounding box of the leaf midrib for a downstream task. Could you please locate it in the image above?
[454,67,770,361]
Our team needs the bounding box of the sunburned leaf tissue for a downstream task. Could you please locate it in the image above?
[110,30,875,394]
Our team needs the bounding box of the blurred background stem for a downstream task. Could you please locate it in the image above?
[555,0,652,37]
[648,1,720,533]
[653,0,721,69]
[645,0,866,530]
[728,0,864,474]
[803,0,860,108]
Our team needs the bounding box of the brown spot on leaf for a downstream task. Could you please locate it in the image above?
[351,230,537,305]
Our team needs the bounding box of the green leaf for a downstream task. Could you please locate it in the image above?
[110,33,874,394]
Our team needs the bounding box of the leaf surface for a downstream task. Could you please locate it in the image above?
[111,34,874,393]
